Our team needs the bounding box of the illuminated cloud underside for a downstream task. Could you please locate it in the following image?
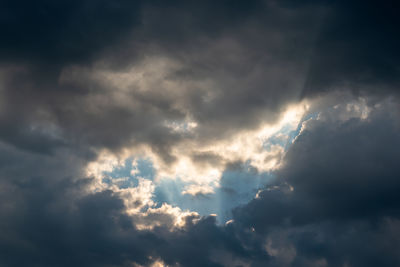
[85,94,374,224]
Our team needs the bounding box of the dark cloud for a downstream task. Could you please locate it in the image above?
[0,139,249,267]
[303,0,400,95]
[0,0,142,65]
[1,1,400,266]
[0,142,247,267]
[0,0,392,159]
[233,99,400,266]
[1,96,399,266]
[0,141,158,267]
[0,0,323,158]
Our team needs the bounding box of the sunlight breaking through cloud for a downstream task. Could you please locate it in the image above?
[83,102,311,223]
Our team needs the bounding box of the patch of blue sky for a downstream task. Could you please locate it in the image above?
[133,158,156,180]
[263,111,319,152]
[215,165,273,222]
[153,162,273,224]
[262,122,300,151]
[104,110,318,223]
[103,156,275,224]
[263,134,288,151]
[102,156,275,224]
[102,157,156,189]
[153,177,220,215]
[284,111,319,149]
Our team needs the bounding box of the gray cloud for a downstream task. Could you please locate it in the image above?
[0,0,323,159]
[1,95,399,266]
[232,98,400,266]
[1,1,400,266]
[2,0,397,158]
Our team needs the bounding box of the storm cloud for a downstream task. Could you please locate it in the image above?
[0,1,399,266]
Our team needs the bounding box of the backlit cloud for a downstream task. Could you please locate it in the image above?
[1,0,399,266]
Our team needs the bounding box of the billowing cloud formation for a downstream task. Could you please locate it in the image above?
[0,0,399,266]
[232,97,400,266]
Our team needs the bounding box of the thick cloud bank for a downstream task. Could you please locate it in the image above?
[0,1,399,266]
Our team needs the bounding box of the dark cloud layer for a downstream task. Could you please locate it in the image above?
[0,0,142,64]
[304,0,400,94]
[1,1,400,266]
[1,0,398,156]
[232,101,400,266]
[0,0,319,160]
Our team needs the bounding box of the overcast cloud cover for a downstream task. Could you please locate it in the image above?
[0,0,399,266]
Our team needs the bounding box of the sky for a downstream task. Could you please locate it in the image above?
[0,1,399,266]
